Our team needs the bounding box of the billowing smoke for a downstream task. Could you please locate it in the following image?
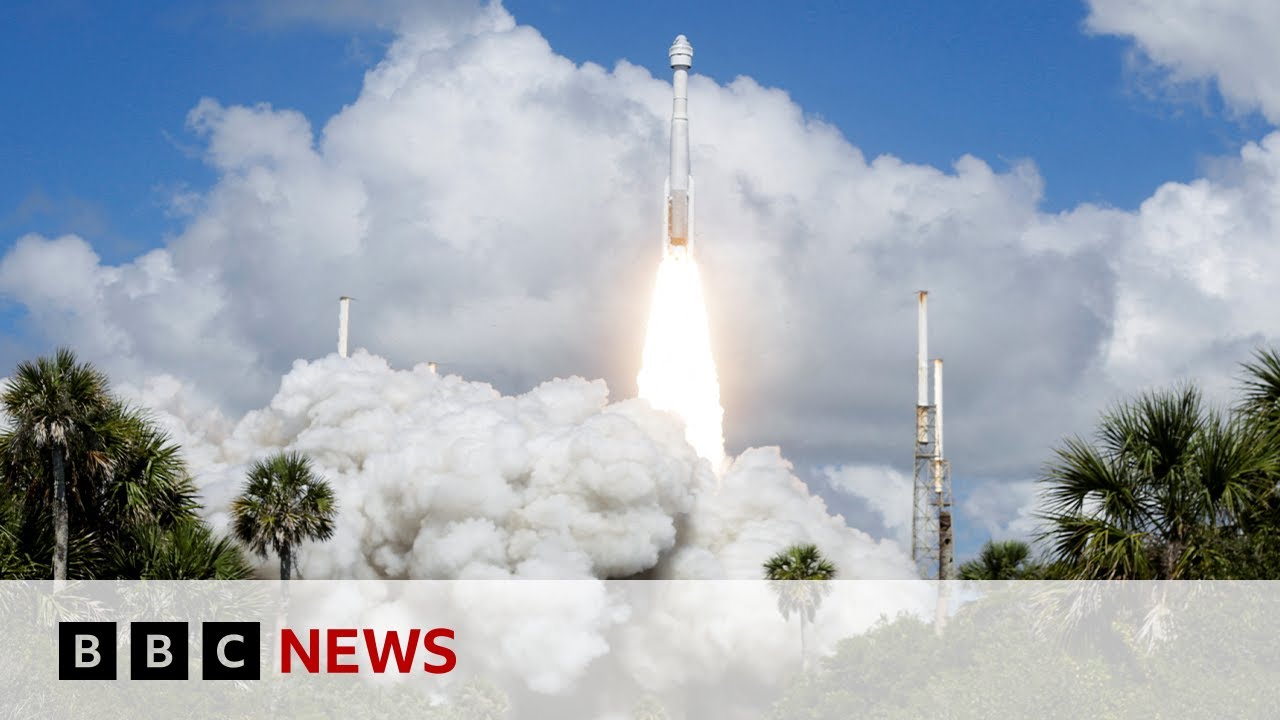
[118,351,915,581]
[115,351,921,708]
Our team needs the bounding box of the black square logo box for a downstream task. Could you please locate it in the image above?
[202,622,261,681]
[130,621,189,681]
[58,621,117,681]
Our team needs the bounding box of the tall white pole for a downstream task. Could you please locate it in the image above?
[934,356,953,581]
[338,296,351,358]
[913,290,930,573]
[917,291,928,407]
[933,358,944,459]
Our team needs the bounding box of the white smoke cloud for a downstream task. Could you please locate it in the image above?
[118,351,914,580]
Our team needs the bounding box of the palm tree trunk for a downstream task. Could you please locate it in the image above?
[799,613,809,673]
[934,580,951,636]
[51,445,68,584]
[280,544,293,581]
[271,544,293,687]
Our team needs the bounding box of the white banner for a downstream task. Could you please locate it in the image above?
[1,580,1277,718]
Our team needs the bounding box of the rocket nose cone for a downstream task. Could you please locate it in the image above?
[669,34,693,68]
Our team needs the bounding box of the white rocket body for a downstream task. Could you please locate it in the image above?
[666,35,694,253]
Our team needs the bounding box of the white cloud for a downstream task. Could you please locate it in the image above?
[960,478,1044,543]
[1102,133,1280,403]
[1087,0,1280,122]
[821,464,913,549]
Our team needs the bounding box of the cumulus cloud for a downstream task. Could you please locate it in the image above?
[960,478,1044,543]
[821,464,913,548]
[1100,133,1280,404]
[1087,0,1280,122]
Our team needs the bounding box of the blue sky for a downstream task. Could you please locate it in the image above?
[0,2,371,260]
[1,0,1268,256]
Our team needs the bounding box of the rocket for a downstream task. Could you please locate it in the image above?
[665,35,694,253]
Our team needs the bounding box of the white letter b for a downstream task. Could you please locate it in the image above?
[147,635,173,668]
[75,635,100,668]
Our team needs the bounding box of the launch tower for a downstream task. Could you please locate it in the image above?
[912,291,954,580]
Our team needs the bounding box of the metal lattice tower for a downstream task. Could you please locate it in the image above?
[911,291,954,580]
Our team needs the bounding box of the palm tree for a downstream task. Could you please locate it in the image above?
[109,522,253,580]
[230,451,337,580]
[1240,347,1280,426]
[958,539,1042,580]
[1,348,112,580]
[764,543,837,671]
[1,351,250,580]
[94,404,199,530]
[1038,384,1276,579]
[1239,347,1280,520]
[0,485,40,578]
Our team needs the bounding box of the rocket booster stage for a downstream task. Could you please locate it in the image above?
[666,35,694,251]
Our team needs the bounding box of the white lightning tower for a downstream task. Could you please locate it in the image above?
[912,292,954,580]
[338,296,352,358]
[933,357,954,580]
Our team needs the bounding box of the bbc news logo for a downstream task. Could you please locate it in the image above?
[59,622,261,680]
[58,622,456,680]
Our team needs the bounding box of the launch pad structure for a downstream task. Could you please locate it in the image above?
[912,291,954,580]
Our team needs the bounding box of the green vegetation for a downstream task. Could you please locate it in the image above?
[231,451,337,580]
[0,348,252,579]
[955,346,1280,580]
[769,583,1280,718]
[1,348,114,580]
[1038,384,1276,579]
[0,349,346,580]
[957,539,1043,580]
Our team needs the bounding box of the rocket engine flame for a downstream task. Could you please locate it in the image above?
[637,247,726,472]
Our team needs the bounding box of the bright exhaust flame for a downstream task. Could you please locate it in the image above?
[638,247,726,472]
